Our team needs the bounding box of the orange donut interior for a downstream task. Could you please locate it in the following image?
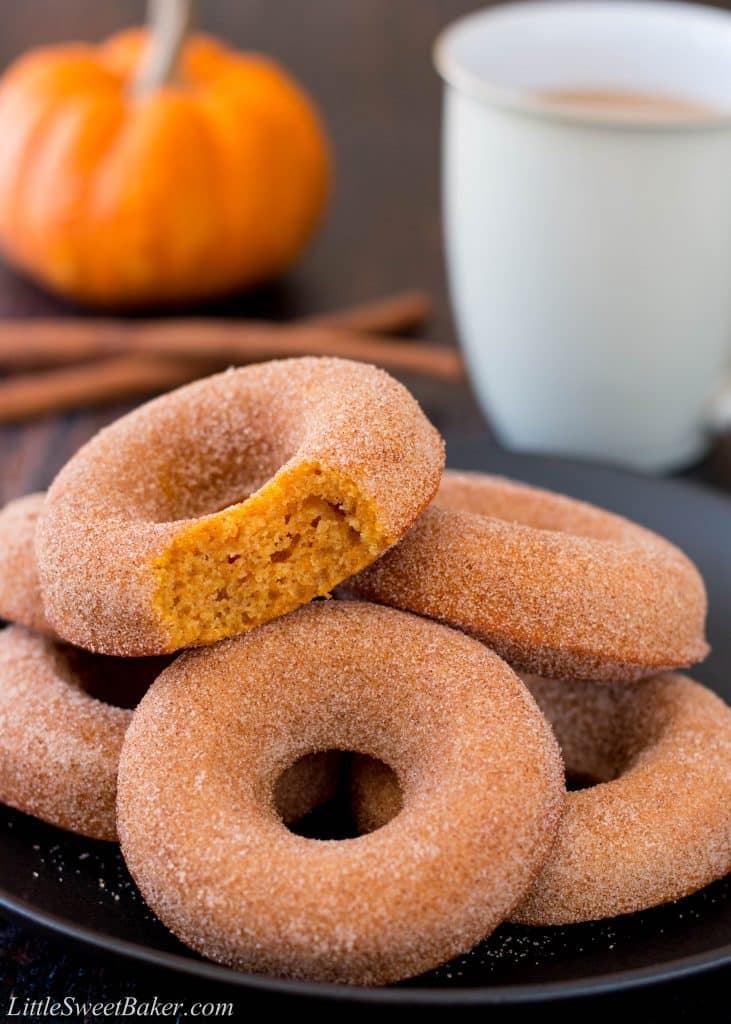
[151,462,389,649]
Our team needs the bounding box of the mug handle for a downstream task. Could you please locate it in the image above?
[706,377,731,433]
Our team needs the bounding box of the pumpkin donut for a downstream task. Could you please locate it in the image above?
[352,673,731,924]
[0,625,144,840]
[344,470,708,681]
[0,625,339,841]
[515,673,731,923]
[37,358,444,656]
[0,493,53,635]
[117,601,563,986]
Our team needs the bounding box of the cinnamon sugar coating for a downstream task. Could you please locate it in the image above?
[117,602,564,986]
[0,624,336,841]
[37,359,444,656]
[0,494,53,635]
[512,673,731,923]
[0,625,133,840]
[344,470,708,681]
[352,671,731,924]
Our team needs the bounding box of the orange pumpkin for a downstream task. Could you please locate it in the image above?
[0,7,330,307]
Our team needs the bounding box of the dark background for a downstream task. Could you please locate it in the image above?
[0,1,729,1019]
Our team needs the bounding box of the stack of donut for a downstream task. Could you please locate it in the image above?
[0,356,729,987]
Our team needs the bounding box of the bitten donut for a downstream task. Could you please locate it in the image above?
[0,625,339,841]
[345,470,708,681]
[37,358,444,656]
[352,673,731,924]
[0,493,53,634]
[117,602,563,986]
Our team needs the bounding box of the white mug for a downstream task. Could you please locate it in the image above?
[436,1,731,472]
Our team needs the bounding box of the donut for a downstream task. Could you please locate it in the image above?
[0,625,141,840]
[517,673,731,923]
[37,358,444,656]
[0,624,339,841]
[344,470,708,681]
[0,493,53,635]
[352,672,731,924]
[117,601,563,985]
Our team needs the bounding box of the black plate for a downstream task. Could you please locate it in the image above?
[1,441,730,1006]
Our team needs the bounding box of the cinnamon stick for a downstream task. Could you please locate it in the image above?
[308,289,431,334]
[0,321,459,378]
[0,290,458,423]
[0,356,217,424]
[0,290,432,371]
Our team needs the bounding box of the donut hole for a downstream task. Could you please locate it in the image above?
[527,676,643,792]
[555,739,631,792]
[561,740,644,790]
[273,750,352,839]
[59,647,174,709]
[350,754,403,835]
[565,771,603,792]
[275,752,403,840]
[152,463,390,649]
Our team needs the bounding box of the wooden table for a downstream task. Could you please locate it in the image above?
[0,0,729,1015]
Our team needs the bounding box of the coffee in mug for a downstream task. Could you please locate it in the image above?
[538,88,716,119]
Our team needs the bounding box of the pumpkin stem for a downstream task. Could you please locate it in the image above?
[134,0,195,94]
